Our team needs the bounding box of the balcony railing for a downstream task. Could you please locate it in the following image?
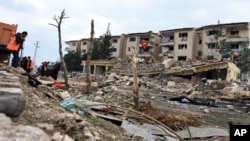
[226,37,248,42]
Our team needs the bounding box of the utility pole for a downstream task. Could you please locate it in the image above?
[33,41,39,67]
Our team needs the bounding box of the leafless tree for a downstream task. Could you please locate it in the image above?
[130,46,140,109]
[86,20,94,94]
[49,9,69,88]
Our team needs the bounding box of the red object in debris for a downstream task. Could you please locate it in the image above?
[53,81,65,87]
[141,40,148,51]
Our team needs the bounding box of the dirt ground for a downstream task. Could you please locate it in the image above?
[10,76,250,141]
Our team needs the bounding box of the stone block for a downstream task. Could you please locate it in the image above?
[0,95,26,117]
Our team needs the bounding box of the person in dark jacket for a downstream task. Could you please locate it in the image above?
[41,62,47,77]
[53,61,61,80]
[20,56,28,71]
[11,31,28,68]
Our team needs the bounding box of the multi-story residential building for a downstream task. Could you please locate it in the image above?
[65,36,122,58]
[65,38,89,54]
[124,31,161,60]
[159,28,196,61]
[65,22,250,63]
[196,22,250,60]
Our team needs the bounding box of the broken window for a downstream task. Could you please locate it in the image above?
[230,30,239,36]
[230,43,239,49]
[82,49,86,53]
[179,32,188,38]
[82,42,87,45]
[169,35,174,40]
[129,37,136,42]
[178,56,187,61]
[169,46,174,51]
[112,48,117,52]
[199,39,202,45]
[72,42,76,46]
[207,43,216,49]
[178,44,187,49]
[113,39,118,43]
[128,47,130,52]
[208,30,219,36]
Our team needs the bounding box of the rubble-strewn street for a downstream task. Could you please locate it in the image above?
[0,60,250,141]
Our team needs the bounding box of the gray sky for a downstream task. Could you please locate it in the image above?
[1,0,250,66]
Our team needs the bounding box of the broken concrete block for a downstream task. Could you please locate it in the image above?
[94,96,103,101]
[95,89,104,95]
[36,123,54,131]
[52,132,74,141]
[204,109,209,114]
[58,91,71,100]
[0,113,12,125]
[167,81,176,87]
[0,125,51,141]
[0,95,26,117]
[226,105,234,110]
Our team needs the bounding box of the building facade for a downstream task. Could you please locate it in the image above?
[65,22,250,76]
[197,22,250,60]
[159,28,196,61]
[65,22,250,62]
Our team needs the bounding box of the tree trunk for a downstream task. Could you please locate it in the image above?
[130,46,140,109]
[86,20,94,94]
[58,26,69,88]
[49,9,69,88]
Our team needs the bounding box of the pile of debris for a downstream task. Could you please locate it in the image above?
[1,61,250,140]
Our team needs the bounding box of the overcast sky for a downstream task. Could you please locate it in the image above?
[1,0,250,66]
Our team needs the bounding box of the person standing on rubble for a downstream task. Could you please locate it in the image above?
[53,61,61,80]
[8,31,28,68]
[41,62,47,76]
[20,56,28,71]
[26,56,33,73]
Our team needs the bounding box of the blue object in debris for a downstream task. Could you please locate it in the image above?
[60,98,85,115]
[60,98,84,108]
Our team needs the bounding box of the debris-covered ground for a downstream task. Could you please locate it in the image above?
[1,62,250,141]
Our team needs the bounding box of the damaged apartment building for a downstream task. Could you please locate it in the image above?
[65,22,250,82]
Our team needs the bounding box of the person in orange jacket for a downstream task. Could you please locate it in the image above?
[26,56,33,73]
[9,31,28,68]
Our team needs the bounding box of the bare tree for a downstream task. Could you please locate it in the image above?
[49,9,69,88]
[130,46,140,109]
[86,20,94,94]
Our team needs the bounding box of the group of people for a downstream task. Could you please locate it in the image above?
[20,56,33,73]
[7,31,34,73]
[40,61,61,80]
[7,30,60,80]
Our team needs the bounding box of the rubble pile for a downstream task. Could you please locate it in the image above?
[1,60,250,140]
[0,64,143,141]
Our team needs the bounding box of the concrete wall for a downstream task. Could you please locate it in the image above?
[227,62,241,82]
[174,29,195,60]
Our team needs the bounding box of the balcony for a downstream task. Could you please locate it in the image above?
[226,37,248,43]
[138,47,154,56]
[159,51,174,56]
[160,40,175,46]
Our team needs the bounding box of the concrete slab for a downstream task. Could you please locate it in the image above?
[0,75,19,82]
[0,113,12,125]
[177,126,229,139]
[121,120,177,141]
[0,71,14,76]
[0,87,23,95]
[0,81,21,88]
